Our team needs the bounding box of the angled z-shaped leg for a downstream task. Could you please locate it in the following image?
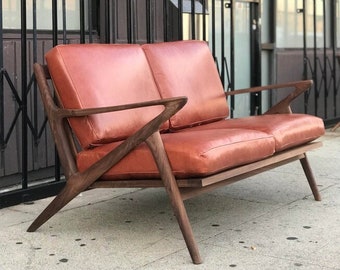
[146,132,202,264]
[27,173,91,232]
[331,122,340,131]
[300,154,321,201]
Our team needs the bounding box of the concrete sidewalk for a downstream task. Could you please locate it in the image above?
[0,130,339,270]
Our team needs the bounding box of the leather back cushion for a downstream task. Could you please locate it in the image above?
[143,40,229,130]
[46,44,165,149]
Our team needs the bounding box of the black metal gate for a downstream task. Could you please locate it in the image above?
[302,0,340,123]
[274,0,340,125]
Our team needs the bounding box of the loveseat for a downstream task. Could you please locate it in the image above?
[28,40,325,264]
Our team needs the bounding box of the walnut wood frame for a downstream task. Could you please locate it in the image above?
[28,64,322,265]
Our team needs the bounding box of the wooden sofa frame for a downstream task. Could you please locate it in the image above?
[28,49,323,265]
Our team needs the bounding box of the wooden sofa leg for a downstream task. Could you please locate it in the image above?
[27,181,83,232]
[331,122,340,131]
[146,133,202,264]
[300,154,321,201]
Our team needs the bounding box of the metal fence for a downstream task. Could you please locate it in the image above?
[0,0,339,208]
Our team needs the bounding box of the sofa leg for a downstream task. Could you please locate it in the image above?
[165,179,202,264]
[146,133,202,264]
[300,154,321,201]
[27,182,82,232]
[331,122,340,131]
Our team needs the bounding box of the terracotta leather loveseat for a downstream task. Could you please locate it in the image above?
[29,40,325,264]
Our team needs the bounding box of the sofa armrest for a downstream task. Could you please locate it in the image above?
[224,80,313,114]
[58,97,187,119]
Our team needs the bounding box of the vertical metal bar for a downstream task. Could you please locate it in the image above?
[230,0,235,118]
[52,0,58,46]
[331,0,337,116]
[302,0,307,78]
[0,0,4,175]
[21,0,28,189]
[191,0,196,39]
[127,0,132,43]
[323,0,327,119]
[150,0,155,43]
[132,0,136,43]
[33,1,37,76]
[302,0,309,114]
[32,0,39,168]
[102,0,111,43]
[250,2,261,115]
[146,0,151,43]
[223,1,231,90]
[88,0,93,43]
[52,0,60,181]
[202,0,206,41]
[220,0,225,87]
[211,0,216,57]
[80,0,86,43]
[62,0,67,43]
[163,0,168,41]
[267,0,276,111]
[313,0,318,115]
[178,0,183,40]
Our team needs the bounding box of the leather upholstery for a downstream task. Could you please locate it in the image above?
[179,114,325,151]
[46,44,165,149]
[77,129,275,179]
[45,40,324,181]
[142,41,229,130]
[142,40,324,151]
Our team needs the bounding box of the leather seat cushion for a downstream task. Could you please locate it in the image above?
[179,114,325,151]
[77,129,275,179]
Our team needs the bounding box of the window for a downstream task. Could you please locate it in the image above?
[276,0,325,48]
[2,0,84,30]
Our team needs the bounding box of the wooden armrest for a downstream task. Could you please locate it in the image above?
[225,80,313,114]
[34,63,187,120]
[58,97,187,119]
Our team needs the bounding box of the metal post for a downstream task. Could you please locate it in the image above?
[250,2,261,115]
[191,0,196,39]
[178,0,183,40]
[323,0,327,119]
[313,0,318,115]
[211,0,216,58]
[21,0,28,189]
[52,0,58,46]
[230,0,235,118]
[88,0,93,43]
[202,0,206,41]
[52,0,60,181]
[220,0,225,87]
[62,0,67,44]
[331,0,338,117]
[0,0,4,176]
[146,0,155,43]
[32,0,39,169]
[146,0,151,43]
[127,0,133,43]
[301,0,309,114]
[80,0,86,44]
